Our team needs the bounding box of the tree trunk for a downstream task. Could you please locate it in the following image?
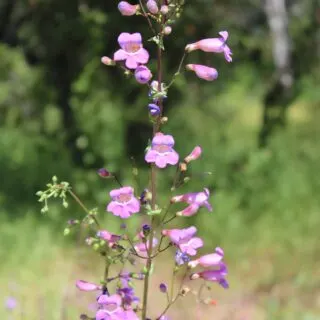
[259,0,293,147]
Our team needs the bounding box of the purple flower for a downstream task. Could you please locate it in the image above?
[162,226,203,256]
[186,64,218,81]
[134,66,152,84]
[148,103,160,116]
[145,132,179,168]
[146,0,159,14]
[96,294,126,320]
[5,297,17,310]
[118,1,139,16]
[185,31,232,62]
[117,286,139,307]
[171,188,212,217]
[107,186,140,219]
[113,33,149,69]
[175,249,191,265]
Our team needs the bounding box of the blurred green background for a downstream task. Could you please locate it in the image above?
[1,0,319,319]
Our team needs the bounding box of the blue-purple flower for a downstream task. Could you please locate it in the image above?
[135,66,152,84]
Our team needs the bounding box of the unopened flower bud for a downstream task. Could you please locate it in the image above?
[76,280,101,292]
[160,116,168,124]
[180,286,191,296]
[146,0,159,14]
[85,237,94,246]
[160,5,169,14]
[97,168,112,178]
[148,103,161,116]
[190,273,200,280]
[101,56,115,66]
[186,64,218,81]
[67,219,79,225]
[179,162,187,171]
[118,1,139,16]
[159,283,168,293]
[184,146,202,163]
[163,26,172,35]
[142,224,151,237]
[135,66,152,84]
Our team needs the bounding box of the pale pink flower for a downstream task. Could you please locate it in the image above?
[185,31,232,62]
[96,294,127,320]
[145,132,179,168]
[162,226,203,256]
[134,238,158,258]
[172,188,212,217]
[113,33,149,69]
[188,247,224,268]
[107,186,140,219]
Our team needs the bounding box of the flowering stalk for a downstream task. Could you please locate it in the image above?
[142,1,166,318]
[37,1,233,319]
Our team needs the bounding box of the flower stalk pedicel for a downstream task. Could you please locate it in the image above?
[37,1,233,319]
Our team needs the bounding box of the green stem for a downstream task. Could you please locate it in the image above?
[142,3,167,317]
[67,190,100,227]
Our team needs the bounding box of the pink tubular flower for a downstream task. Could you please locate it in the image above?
[134,65,152,84]
[97,230,121,247]
[107,186,140,219]
[185,31,232,62]
[188,247,224,268]
[146,0,159,14]
[118,2,139,16]
[184,145,202,163]
[76,280,101,292]
[190,263,229,288]
[172,188,212,217]
[186,64,218,81]
[145,132,179,168]
[162,226,203,256]
[113,33,149,69]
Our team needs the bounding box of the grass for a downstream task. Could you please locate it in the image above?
[1,201,319,320]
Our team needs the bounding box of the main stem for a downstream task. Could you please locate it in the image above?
[141,18,165,320]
